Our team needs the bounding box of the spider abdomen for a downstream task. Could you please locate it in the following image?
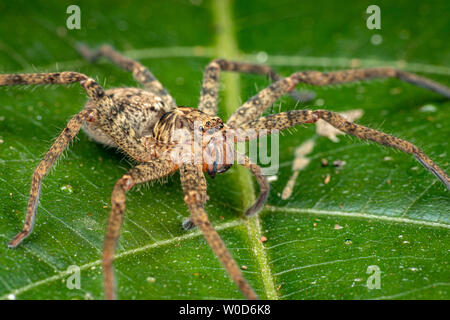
[83,87,167,147]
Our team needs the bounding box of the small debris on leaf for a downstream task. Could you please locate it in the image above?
[60,184,73,194]
[84,293,94,300]
[282,139,315,200]
[419,104,437,113]
[316,109,364,142]
[332,160,346,169]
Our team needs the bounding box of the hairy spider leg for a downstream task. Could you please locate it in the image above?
[179,163,258,300]
[227,67,450,129]
[77,44,177,112]
[0,72,106,247]
[104,159,176,300]
[239,109,450,189]
[0,72,169,248]
[7,110,91,248]
[198,58,315,116]
[0,72,162,161]
[237,154,270,217]
[182,153,269,229]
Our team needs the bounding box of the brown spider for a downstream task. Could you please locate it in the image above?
[1,44,449,300]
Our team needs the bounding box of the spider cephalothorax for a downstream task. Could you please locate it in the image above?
[1,44,449,300]
[152,106,234,178]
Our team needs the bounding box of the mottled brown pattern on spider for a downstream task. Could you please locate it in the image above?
[103,159,176,300]
[1,44,449,300]
[179,163,258,300]
[77,44,177,111]
[83,87,167,148]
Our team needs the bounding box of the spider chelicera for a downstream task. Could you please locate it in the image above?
[1,44,449,300]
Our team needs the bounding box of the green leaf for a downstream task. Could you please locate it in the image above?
[0,0,448,300]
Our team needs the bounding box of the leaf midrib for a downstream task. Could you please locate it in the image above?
[212,0,279,300]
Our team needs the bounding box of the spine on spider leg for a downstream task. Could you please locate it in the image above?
[0,72,88,86]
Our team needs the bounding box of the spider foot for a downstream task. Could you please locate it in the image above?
[244,190,269,217]
[7,230,29,249]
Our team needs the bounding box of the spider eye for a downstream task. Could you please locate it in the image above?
[199,126,204,132]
